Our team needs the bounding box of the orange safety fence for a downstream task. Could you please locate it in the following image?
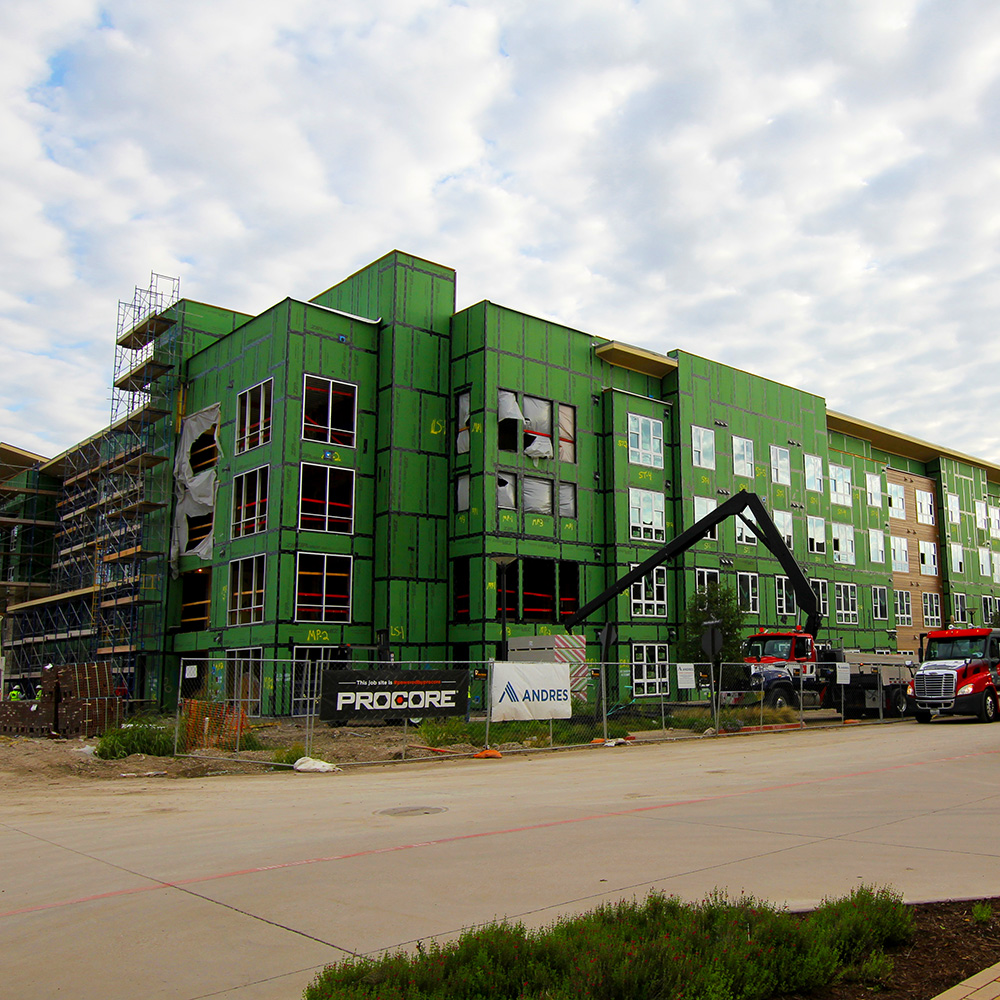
[180,699,255,752]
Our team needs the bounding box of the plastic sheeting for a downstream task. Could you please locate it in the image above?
[456,474,470,511]
[170,403,221,576]
[522,395,553,459]
[523,477,553,514]
[557,404,576,462]
[497,474,516,509]
[498,390,524,424]
[559,482,577,518]
[456,392,470,454]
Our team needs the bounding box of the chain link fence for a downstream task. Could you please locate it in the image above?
[169,657,835,768]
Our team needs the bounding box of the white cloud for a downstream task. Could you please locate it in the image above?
[2,0,1000,469]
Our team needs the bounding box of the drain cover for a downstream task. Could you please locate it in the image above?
[379,806,447,817]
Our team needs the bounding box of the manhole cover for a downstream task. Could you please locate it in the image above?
[378,806,447,817]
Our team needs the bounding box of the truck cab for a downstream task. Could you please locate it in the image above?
[907,628,1000,723]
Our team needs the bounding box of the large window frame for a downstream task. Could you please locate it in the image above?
[294,552,352,623]
[829,464,852,506]
[831,523,855,565]
[738,572,759,613]
[299,463,355,534]
[232,466,269,538]
[628,414,664,469]
[629,488,666,542]
[770,445,791,486]
[236,379,273,454]
[916,489,935,525]
[894,589,912,626]
[632,643,670,698]
[302,375,357,447]
[631,564,667,618]
[891,536,909,573]
[872,586,888,620]
[691,425,715,470]
[919,540,938,576]
[835,582,858,625]
[923,592,942,628]
[228,555,266,625]
[733,436,754,478]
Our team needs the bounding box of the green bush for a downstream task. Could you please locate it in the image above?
[972,901,993,924]
[95,720,176,759]
[304,884,913,1000]
[272,743,307,766]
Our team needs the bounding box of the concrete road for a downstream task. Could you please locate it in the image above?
[4,719,1000,1000]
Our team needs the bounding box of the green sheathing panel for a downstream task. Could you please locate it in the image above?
[934,457,997,625]
[670,352,842,645]
[825,432,898,649]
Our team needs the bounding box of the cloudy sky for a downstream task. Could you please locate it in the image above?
[3,0,1000,465]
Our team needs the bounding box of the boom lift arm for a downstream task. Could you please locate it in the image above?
[563,491,820,638]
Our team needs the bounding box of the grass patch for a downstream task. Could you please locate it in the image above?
[95,719,176,759]
[304,884,913,1000]
[272,743,307,766]
[972,901,993,925]
[668,705,799,733]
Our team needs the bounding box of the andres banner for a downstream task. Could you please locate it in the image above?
[319,670,469,721]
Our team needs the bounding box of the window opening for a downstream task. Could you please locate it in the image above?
[454,557,470,621]
[522,396,554,459]
[631,564,667,617]
[498,390,523,453]
[190,430,218,473]
[805,454,823,492]
[497,473,517,509]
[807,516,825,554]
[770,446,791,485]
[869,529,885,563]
[303,375,357,447]
[916,489,935,525]
[456,474,470,512]
[895,589,912,626]
[866,472,882,507]
[559,482,577,518]
[738,572,759,613]
[692,425,715,470]
[456,391,470,454]
[186,512,214,552]
[557,404,576,462]
[696,568,720,591]
[232,466,268,538]
[776,577,796,616]
[630,489,665,541]
[299,464,355,533]
[522,558,556,622]
[628,414,664,468]
[523,477,553,514]
[923,592,942,627]
[295,552,352,622]
[872,586,888,620]
[632,644,670,697]
[888,483,906,518]
[559,561,579,620]
[694,496,718,540]
[733,437,754,478]
[236,379,272,453]
[891,536,908,573]
[811,579,829,619]
[835,582,858,624]
[180,570,211,632]
[228,555,265,625]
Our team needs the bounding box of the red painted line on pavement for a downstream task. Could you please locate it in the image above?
[4,746,996,920]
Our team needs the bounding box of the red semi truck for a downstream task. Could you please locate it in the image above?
[907,627,1000,723]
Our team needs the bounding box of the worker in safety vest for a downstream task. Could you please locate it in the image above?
[35,685,43,700]
[8,686,22,701]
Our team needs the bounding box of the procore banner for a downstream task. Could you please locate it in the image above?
[319,670,469,720]
[490,661,572,722]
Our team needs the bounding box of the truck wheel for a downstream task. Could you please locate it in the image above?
[765,688,796,710]
[914,710,932,724]
[888,688,907,718]
[977,691,997,723]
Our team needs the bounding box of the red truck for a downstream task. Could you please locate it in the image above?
[907,627,1000,723]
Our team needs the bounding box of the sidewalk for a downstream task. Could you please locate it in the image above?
[936,964,1000,1000]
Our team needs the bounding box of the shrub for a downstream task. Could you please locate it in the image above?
[95,720,176,759]
[972,901,993,925]
[272,743,307,766]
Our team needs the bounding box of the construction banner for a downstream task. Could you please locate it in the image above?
[491,661,572,722]
[319,670,468,721]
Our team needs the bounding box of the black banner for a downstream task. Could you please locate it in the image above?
[319,670,469,721]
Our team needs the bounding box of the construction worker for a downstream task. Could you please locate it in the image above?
[8,686,22,701]
[35,685,43,701]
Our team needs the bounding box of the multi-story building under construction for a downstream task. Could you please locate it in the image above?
[3,250,1000,709]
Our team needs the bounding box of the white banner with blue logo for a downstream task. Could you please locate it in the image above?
[490,661,573,721]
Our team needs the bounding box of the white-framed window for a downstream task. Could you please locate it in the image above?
[295,552,352,622]
[236,379,273,454]
[866,472,882,507]
[919,540,938,576]
[805,454,824,492]
[990,506,1000,538]
[807,516,826,554]
[735,516,757,545]
[696,568,720,591]
[303,375,357,447]
[632,643,670,698]
[299,464,355,534]
[774,509,793,548]
[692,425,716,470]
[894,589,912,626]
[869,529,885,564]
[738,572,759,613]
[980,547,992,578]
[631,564,668,617]
[832,523,855,565]
[811,579,829,619]
[232,466,268,538]
[954,593,968,623]
[891,535,909,573]
[923,592,942,628]
[975,500,988,530]
[829,464,852,506]
[627,413,664,468]
[888,483,906,519]
[835,582,858,624]
[630,488,666,542]
[982,595,995,626]
[776,577,797,616]
[950,542,964,575]
[947,493,960,524]
[228,555,265,625]
[872,586,888,620]
[693,496,718,540]
[770,445,791,485]
[915,489,935,525]
[733,436,754,478]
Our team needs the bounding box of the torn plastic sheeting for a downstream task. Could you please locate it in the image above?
[498,390,524,423]
[170,488,216,565]
[523,395,554,459]
[497,474,516,508]
[558,482,576,518]
[174,403,222,487]
[293,756,342,772]
[170,403,221,577]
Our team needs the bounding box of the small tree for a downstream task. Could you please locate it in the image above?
[678,583,746,664]
[990,609,1000,629]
